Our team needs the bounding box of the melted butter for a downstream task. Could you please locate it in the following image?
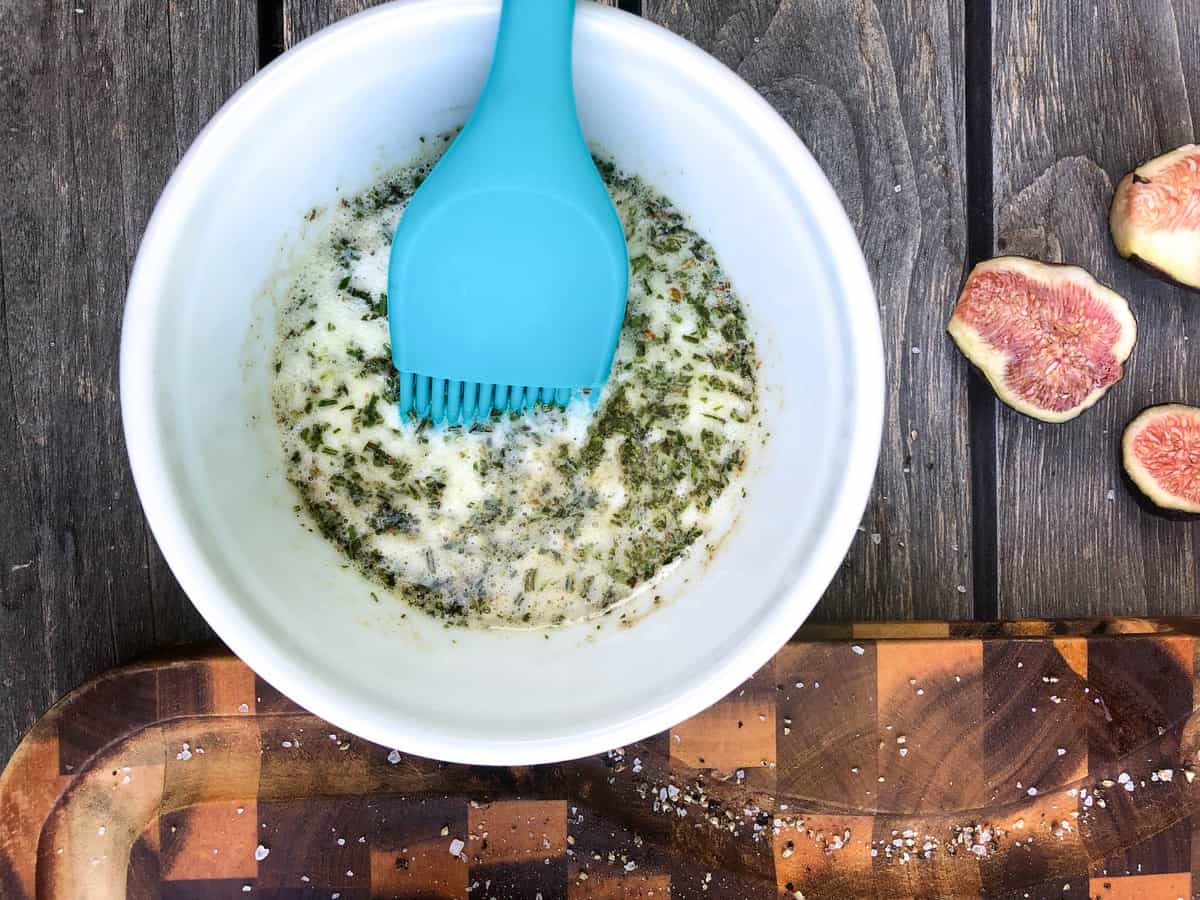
[272,158,762,628]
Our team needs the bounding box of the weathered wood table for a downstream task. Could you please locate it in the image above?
[1,0,1197,770]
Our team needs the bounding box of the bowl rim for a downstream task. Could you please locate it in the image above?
[120,0,883,765]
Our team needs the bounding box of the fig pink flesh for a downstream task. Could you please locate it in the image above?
[955,269,1126,414]
[1131,410,1200,506]
[1122,151,1200,232]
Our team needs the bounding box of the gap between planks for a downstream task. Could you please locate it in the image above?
[259,0,285,67]
[963,0,999,621]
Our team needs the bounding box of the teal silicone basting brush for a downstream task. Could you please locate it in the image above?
[387,0,630,425]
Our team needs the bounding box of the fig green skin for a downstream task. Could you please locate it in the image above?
[1120,404,1200,521]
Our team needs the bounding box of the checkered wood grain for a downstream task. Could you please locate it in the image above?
[3,621,1200,899]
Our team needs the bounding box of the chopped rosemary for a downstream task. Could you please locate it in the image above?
[273,152,760,629]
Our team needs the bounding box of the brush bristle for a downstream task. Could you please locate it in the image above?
[397,372,575,425]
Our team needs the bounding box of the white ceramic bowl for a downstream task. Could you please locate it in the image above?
[121,0,882,765]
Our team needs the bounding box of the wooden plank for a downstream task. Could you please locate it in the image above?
[644,0,973,621]
[0,1,256,765]
[282,0,618,48]
[991,0,1200,617]
[282,0,368,45]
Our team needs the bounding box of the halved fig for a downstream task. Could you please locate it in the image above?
[948,257,1137,422]
[1111,144,1200,289]
[1122,404,1200,517]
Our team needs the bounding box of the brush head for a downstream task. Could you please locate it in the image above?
[387,172,629,425]
[396,374,581,426]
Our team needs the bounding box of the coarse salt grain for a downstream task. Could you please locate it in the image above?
[449,838,465,857]
[254,845,270,861]
[851,645,865,655]
[387,749,402,765]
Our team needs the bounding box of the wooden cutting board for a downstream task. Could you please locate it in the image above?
[3,618,1199,899]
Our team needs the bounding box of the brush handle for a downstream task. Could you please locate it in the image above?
[467,0,581,160]
[490,0,575,102]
